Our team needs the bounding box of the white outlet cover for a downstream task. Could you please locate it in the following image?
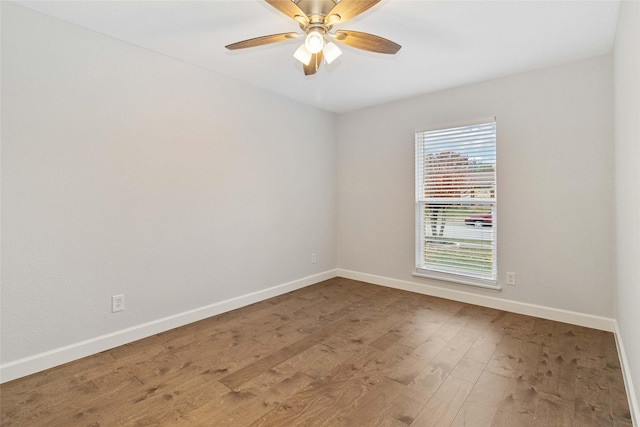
[112,294,124,312]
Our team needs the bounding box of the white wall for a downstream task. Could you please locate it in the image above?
[614,0,640,420]
[337,55,615,318]
[1,3,336,367]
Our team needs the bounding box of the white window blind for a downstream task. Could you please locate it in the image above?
[415,120,497,285]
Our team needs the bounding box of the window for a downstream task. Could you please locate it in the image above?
[415,119,497,288]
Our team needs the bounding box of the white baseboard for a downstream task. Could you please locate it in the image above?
[0,270,337,384]
[614,322,639,426]
[336,269,617,332]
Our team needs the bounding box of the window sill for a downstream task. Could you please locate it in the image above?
[412,270,502,291]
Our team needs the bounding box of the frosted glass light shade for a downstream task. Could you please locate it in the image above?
[323,42,342,64]
[293,44,312,65]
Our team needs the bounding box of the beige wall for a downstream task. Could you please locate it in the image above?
[1,3,337,365]
[614,0,640,420]
[337,55,615,317]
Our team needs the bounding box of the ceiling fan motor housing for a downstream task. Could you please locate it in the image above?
[295,0,338,21]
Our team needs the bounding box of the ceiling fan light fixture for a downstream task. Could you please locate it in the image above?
[323,41,342,64]
[304,29,324,54]
[226,0,402,76]
[293,44,312,65]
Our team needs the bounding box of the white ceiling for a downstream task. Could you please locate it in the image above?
[14,0,621,113]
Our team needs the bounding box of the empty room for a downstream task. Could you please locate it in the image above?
[1,0,638,426]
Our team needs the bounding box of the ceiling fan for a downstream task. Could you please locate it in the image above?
[225,0,401,75]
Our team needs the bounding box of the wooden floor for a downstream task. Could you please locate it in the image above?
[0,278,633,426]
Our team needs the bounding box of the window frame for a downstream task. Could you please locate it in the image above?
[414,118,499,290]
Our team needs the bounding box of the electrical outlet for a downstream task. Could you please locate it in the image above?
[311,253,317,264]
[506,272,516,286]
[112,294,124,312]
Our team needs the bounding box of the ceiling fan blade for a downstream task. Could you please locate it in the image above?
[325,0,381,25]
[333,30,401,54]
[225,32,299,50]
[303,51,323,76]
[265,0,309,26]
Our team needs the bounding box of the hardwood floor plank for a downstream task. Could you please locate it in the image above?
[450,371,511,427]
[58,375,230,426]
[236,343,330,395]
[204,371,314,426]
[248,347,401,427]
[532,391,574,427]
[410,375,474,427]
[490,377,539,427]
[450,356,485,384]
[609,369,633,423]
[460,329,503,365]
[375,384,427,426]
[329,377,409,427]
[486,335,542,382]
[407,327,478,399]
[296,340,362,379]
[574,365,614,426]
[382,304,479,387]
[219,318,351,390]
[614,415,634,427]
[536,344,576,401]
